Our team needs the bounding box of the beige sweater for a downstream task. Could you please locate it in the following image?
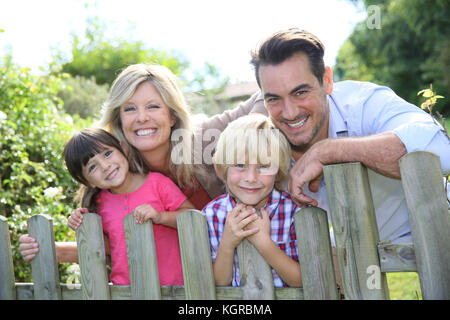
[193,91,268,199]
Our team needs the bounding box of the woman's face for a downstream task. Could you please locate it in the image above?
[119,81,176,156]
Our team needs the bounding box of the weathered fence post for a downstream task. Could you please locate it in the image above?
[235,208,274,300]
[177,210,216,299]
[399,151,450,299]
[28,214,62,300]
[294,207,339,300]
[76,213,110,300]
[123,213,161,300]
[237,239,275,300]
[324,163,389,300]
[0,215,15,300]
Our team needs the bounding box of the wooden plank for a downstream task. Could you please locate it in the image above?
[0,215,16,300]
[323,162,389,300]
[378,241,417,272]
[236,238,275,299]
[28,214,62,300]
[294,207,339,299]
[235,207,274,300]
[177,210,216,299]
[14,283,303,300]
[399,151,450,299]
[123,213,161,300]
[76,213,110,299]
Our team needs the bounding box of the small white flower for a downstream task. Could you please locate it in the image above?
[44,187,60,198]
[0,110,6,121]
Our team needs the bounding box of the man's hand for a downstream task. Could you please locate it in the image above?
[288,142,326,207]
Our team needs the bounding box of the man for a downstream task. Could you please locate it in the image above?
[250,28,450,244]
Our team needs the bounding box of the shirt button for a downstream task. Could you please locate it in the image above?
[124,206,127,210]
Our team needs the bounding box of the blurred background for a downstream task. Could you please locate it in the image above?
[1,0,448,298]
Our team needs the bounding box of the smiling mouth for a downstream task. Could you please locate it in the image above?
[286,116,309,128]
[106,168,119,180]
[239,186,262,193]
[136,128,157,136]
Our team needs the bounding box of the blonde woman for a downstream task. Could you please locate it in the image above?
[19,63,266,263]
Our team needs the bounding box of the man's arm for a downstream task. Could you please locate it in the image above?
[288,131,406,207]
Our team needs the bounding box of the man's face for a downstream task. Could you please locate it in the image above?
[258,52,333,155]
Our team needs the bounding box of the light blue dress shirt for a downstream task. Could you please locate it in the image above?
[295,80,450,244]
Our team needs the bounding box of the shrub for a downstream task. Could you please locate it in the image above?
[58,75,109,119]
[0,62,90,282]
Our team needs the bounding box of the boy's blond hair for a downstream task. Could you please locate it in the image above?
[213,114,291,191]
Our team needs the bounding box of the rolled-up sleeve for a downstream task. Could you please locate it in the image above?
[360,86,450,174]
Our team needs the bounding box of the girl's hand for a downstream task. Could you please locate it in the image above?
[67,208,88,230]
[18,234,39,262]
[221,204,259,250]
[133,204,161,224]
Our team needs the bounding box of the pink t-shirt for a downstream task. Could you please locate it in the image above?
[97,172,186,285]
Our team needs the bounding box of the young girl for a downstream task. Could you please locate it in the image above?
[64,128,194,285]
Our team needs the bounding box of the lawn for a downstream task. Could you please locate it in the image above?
[386,272,422,300]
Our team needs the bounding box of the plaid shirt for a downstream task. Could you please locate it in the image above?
[202,188,300,287]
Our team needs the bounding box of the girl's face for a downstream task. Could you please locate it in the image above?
[82,145,130,193]
[226,164,276,209]
[119,81,176,157]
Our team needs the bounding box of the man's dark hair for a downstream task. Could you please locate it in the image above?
[250,28,326,87]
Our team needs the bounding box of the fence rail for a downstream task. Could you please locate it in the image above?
[1,151,449,300]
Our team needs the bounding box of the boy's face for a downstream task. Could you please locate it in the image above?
[82,145,130,193]
[226,164,276,209]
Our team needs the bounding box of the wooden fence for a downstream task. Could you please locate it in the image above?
[1,151,449,300]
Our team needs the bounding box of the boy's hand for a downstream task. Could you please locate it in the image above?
[67,207,88,230]
[221,204,259,250]
[246,208,271,246]
[133,204,161,224]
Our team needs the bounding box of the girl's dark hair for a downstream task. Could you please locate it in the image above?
[250,28,325,87]
[63,128,129,212]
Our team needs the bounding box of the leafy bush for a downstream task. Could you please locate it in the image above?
[58,75,109,119]
[0,61,91,282]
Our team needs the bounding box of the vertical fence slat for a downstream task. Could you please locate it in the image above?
[323,162,389,300]
[76,213,110,300]
[237,238,275,299]
[0,215,16,300]
[177,210,216,299]
[123,213,161,300]
[399,151,450,299]
[28,214,61,300]
[294,207,339,300]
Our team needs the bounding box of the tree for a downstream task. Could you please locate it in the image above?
[334,0,450,114]
[56,16,190,87]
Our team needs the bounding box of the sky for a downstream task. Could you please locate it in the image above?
[0,0,367,84]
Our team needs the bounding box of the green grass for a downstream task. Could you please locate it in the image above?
[386,272,422,300]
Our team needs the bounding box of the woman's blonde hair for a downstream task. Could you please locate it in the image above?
[213,114,291,191]
[99,64,196,188]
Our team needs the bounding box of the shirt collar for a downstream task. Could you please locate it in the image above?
[327,94,348,138]
[226,189,281,219]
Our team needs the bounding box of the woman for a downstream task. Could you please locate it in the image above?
[19,63,266,262]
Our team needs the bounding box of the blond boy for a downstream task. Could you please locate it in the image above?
[202,114,302,287]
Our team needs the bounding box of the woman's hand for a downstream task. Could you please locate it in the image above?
[18,234,39,262]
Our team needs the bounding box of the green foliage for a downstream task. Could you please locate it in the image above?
[55,16,189,87]
[334,0,450,115]
[58,74,109,119]
[0,61,89,282]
